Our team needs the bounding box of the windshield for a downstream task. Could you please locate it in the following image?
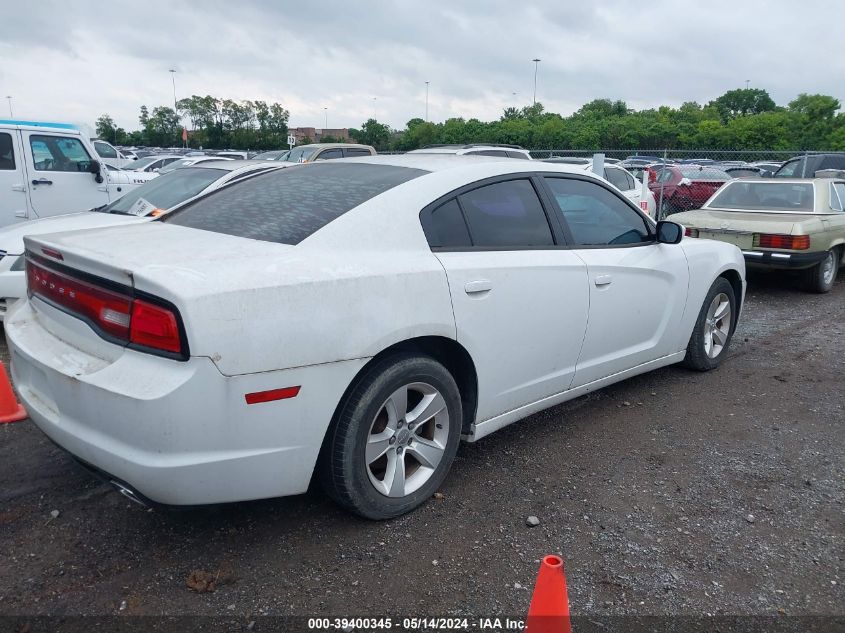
[98,167,226,215]
[254,151,288,160]
[283,146,318,163]
[159,158,200,174]
[707,181,815,212]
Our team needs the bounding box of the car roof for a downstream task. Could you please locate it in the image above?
[189,159,288,172]
[294,143,374,150]
[333,153,585,174]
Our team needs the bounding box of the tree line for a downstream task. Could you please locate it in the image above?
[95,89,844,152]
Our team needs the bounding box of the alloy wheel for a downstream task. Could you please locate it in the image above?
[365,382,450,498]
[703,292,731,359]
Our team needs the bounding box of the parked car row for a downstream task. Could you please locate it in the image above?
[4,150,746,520]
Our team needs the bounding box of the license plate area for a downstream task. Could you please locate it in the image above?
[698,231,753,250]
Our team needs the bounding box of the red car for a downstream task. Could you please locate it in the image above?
[648,165,731,214]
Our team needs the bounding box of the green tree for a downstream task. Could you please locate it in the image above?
[352,119,391,150]
[709,88,777,121]
[95,114,118,143]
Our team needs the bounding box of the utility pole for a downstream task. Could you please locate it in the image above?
[169,69,178,110]
[745,79,750,90]
[532,58,541,105]
[425,81,430,122]
[373,97,377,121]
[324,107,328,130]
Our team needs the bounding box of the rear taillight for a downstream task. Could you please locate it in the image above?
[26,257,186,359]
[753,234,810,250]
[684,227,699,238]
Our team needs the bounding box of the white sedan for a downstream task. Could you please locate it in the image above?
[7,156,745,519]
[0,161,288,319]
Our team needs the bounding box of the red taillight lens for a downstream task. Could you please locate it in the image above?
[754,234,810,250]
[27,261,132,339]
[26,258,184,357]
[130,299,182,353]
[684,227,699,238]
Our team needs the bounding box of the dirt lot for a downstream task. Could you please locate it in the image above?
[0,271,842,627]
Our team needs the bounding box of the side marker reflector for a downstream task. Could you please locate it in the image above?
[245,386,301,405]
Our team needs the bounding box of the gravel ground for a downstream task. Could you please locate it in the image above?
[0,270,842,626]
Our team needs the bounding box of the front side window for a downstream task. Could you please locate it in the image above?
[30,135,94,172]
[94,141,118,159]
[545,177,652,246]
[0,133,15,170]
[457,179,554,248]
[344,148,372,157]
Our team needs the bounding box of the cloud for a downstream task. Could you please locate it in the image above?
[0,1,841,138]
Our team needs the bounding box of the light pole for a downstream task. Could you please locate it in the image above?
[373,97,377,121]
[745,79,750,90]
[169,69,178,110]
[425,81,430,122]
[324,107,328,130]
[5,96,12,118]
[532,58,541,105]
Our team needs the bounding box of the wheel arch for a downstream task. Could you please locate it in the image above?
[717,268,744,325]
[323,336,479,447]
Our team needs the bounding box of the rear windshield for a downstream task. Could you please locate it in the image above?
[100,167,226,215]
[678,166,730,180]
[163,163,428,244]
[707,181,815,211]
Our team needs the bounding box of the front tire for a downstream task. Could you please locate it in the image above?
[319,353,462,520]
[802,248,840,294]
[683,278,736,371]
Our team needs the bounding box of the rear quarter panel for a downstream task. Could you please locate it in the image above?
[679,238,746,336]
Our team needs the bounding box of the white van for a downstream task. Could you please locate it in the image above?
[0,120,120,227]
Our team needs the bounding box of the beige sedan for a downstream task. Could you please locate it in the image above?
[672,178,845,293]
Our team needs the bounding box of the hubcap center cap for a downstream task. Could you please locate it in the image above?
[396,428,411,445]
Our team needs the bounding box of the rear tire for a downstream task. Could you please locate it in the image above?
[319,353,462,520]
[683,278,737,372]
[802,248,839,294]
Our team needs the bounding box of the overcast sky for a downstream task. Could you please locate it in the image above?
[1,1,843,133]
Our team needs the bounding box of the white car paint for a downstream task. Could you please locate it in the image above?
[6,156,745,508]
[0,161,290,319]
[0,120,117,227]
[158,156,235,173]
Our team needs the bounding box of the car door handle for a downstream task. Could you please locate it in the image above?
[594,274,613,287]
[31,178,53,186]
[465,280,492,294]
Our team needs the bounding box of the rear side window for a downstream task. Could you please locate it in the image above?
[0,133,15,170]
[425,199,472,248]
[605,168,630,191]
[315,148,343,160]
[458,179,554,248]
[507,151,530,160]
[344,148,372,157]
[164,163,428,245]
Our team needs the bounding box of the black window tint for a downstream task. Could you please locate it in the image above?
[458,179,554,248]
[0,133,15,170]
[344,148,372,157]
[469,150,509,157]
[424,199,471,247]
[315,148,343,160]
[605,168,630,191]
[164,163,428,245]
[545,177,652,246]
[507,151,530,160]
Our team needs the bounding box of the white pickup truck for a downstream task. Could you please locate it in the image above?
[0,120,146,228]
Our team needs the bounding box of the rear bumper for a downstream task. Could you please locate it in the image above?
[6,299,366,505]
[742,249,828,270]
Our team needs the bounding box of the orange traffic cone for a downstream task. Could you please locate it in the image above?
[0,362,26,424]
[525,555,571,633]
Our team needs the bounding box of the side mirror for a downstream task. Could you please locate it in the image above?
[89,159,104,183]
[656,220,683,244]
